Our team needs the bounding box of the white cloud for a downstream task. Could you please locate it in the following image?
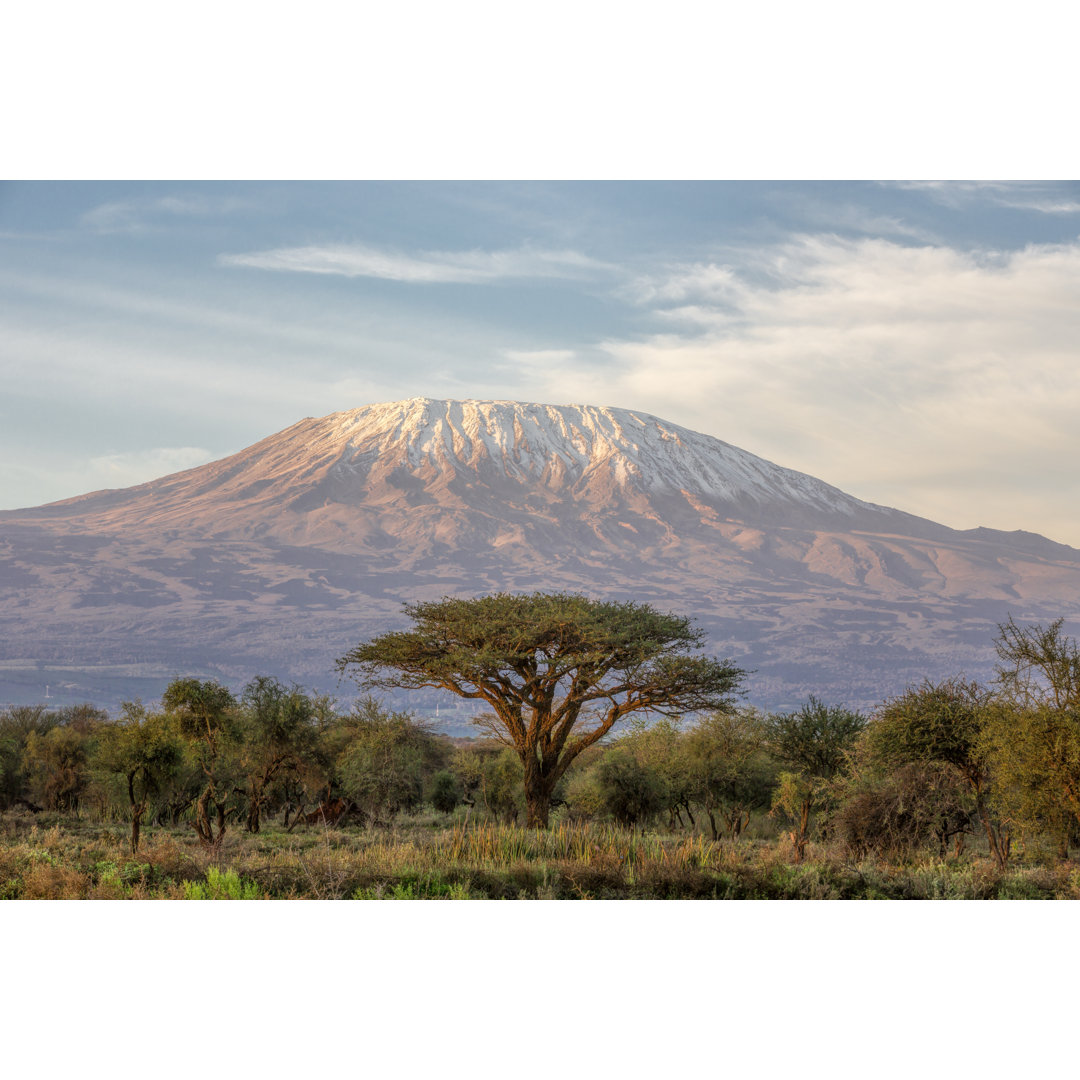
[529,235,1080,544]
[219,243,613,283]
[82,193,250,233]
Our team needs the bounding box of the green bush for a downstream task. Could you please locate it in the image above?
[182,866,261,900]
[429,771,460,815]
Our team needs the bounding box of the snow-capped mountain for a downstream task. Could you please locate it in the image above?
[31,399,920,529]
[2,398,1080,716]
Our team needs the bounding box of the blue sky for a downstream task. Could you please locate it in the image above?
[4,179,1080,543]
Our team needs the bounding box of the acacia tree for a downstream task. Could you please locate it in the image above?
[867,678,1011,870]
[95,702,182,854]
[767,697,865,861]
[24,724,95,816]
[335,698,440,824]
[235,677,318,832]
[984,619,1080,854]
[337,592,747,828]
[162,677,237,848]
[685,708,774,841]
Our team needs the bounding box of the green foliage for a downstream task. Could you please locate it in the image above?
[234,677,321,831]
[594,749,666,826]
[867,678,989,776]
[162,677,238,755]
[979,701,1080,843]
[983,621,1080,846]
[479,748,526,824]
[864,678,1011,869]
[93,702,183,851]
[182,866,261,900]
[336,698,442,823]
[995,616,1080,710]
[684,709,775,838]
[429,770,460,815]
[1,706,62,808]
[163,677,240,847]
[766,698,864,859]
[95,703,182,791]
[25,724,94,814]
[767,697,866,779]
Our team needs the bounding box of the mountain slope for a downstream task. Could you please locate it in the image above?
[2,398,1079,716]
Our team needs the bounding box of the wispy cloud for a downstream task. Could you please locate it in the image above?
[219,243,614,284]
[82,193,250,233]
[883,180,1080,215]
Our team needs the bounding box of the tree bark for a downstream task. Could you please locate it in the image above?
[130,803,145,855]
[974,793,1009,871]
[525,787,552,829]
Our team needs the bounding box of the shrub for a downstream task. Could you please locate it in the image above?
[182,866,261,900]
[429,771,460,815]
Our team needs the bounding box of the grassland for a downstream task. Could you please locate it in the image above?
[3,806,1078,900]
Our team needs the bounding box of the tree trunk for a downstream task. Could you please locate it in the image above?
[975,794,1009,872]
[522,753,559,828]
[525,786,552,829]
[194,785,214,845]
[194,785,228,848]
[130,801,146,855]
[791,798,811,862]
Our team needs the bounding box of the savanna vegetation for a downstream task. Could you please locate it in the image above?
[3,593,1080,899]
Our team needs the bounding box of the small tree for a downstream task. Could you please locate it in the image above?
[335,698,440,825]
[95,702,182,854]
[684,708,775,840]
[1,706,60,810]
[235,676,318,832]
[594,748,666,827]
[163,677,238,848]
[429,770,461,815]
[994,617,1080,709]
[985,619,1080,855]
[766,697,865,861]
[616,718,697,828]
[479,747,526,824]
[337,592,746,828]
[24,724,95,815]
[866,678,1010,870]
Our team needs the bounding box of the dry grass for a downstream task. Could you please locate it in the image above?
[2,809,1079,899]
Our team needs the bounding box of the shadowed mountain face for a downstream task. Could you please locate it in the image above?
[2,397,1080,719]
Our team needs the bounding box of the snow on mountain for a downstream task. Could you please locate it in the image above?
[22,397,927,540]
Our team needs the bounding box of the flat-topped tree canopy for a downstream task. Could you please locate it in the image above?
[336,591,748,827]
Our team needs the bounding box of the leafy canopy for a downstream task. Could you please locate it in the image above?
[337,591,746,755]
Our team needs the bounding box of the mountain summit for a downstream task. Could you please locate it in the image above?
[24,397,937,546]
[3,398,1080,713]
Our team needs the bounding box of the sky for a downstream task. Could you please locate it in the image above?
[4,179,1080,544]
